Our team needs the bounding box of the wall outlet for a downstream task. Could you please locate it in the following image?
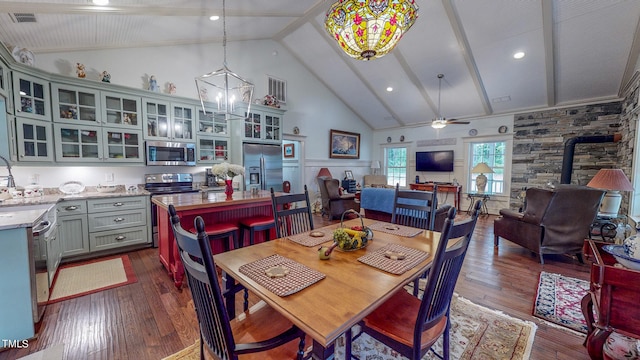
[105,173,114,182]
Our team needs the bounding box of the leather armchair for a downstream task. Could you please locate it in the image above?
[317,178,360,219]
[494,185,605,263]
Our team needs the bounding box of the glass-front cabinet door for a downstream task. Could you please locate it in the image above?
[244,111,261,140]
[13,72,50,121]
[171,104,195,141]
[264,113,281,141]
[197,136,229,164]
[53,123,102,162]
[51,84,100,125]
[143,99,170,140]
[102,91,141,129]
[15,117,53,162]
[0,60,8,99]
[197,108,228,136]
[102,129,143,163]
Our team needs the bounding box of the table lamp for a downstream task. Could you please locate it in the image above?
[317,167,332,179]
[587,168,634,215]
[370,160,381,175]
[471,163,493,193]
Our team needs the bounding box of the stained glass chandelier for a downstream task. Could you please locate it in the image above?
[324,0,419,61]
[195,0,254,120]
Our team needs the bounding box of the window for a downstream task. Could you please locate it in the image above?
[469,141,505,193]
[385,147,407,187]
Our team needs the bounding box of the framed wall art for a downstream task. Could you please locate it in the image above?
[283,143,295,158]
[329,129,360,159]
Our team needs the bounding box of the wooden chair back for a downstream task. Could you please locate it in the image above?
[391,183,438,230]
[271,185,314,238]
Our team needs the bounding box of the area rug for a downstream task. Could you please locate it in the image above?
[164,286,536,360]
[16,344,64,360]
[533,271,589,334]
[47,255,136,304]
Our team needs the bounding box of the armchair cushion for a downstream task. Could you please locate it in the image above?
[494,185,605,263]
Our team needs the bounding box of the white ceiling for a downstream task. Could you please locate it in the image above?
[0,0,639,130]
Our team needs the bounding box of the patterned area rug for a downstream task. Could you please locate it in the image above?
[164,282,537,360]
[533,271,589,334]
[48,255,137,304]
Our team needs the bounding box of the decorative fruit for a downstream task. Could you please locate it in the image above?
[351,225,363,231]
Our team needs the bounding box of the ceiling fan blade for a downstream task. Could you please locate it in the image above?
[446,119,470,124]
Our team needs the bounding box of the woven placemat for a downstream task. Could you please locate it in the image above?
[358,244,429,275]
[239,254,326,296]
[287,231,334,247]
[368,222,423,237]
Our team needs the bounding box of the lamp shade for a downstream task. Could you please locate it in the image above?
[471,163,494,174]
[370,160,381,169]
[587,169,634,191]
[317,167,332,178]
[324,0,419,61]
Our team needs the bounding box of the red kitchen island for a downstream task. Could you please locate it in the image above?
[152,190,277,288]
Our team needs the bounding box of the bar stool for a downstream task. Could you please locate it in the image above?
[188,222,239,252]
[239,216,275,247]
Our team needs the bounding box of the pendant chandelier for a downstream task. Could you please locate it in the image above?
[324,0,419,61]
[195,0,254,120]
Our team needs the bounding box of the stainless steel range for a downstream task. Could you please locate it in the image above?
[145,173,199,247]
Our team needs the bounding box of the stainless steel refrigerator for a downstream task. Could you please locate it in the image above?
[243,143,283,191]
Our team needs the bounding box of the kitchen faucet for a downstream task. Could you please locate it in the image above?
[0,156,16,188]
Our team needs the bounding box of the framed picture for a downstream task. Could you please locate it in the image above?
[345,170,354,180]
[283,143,295,158]
[329,129,360,159]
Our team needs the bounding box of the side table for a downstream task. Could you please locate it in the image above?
[589,213,630,242]
[466,192,491,215]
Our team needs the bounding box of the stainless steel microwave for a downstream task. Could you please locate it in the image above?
[146,141,196,166]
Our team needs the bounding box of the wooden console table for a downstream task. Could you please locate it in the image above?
[409,183,461,211]
[581,240,640,359]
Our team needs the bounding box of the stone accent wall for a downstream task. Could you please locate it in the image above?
[509,101,626,209]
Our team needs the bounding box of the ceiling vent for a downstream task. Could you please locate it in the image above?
[267,76,287,104]
[10,13,37,23]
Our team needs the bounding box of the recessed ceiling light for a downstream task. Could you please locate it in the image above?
[209,15,220,21]
[513,51,525,59]
[386,87,393,92]
[92,0,109,5]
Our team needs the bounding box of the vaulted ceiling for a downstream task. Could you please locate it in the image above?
[0,0,639,130]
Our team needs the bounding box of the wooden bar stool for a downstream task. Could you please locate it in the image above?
[187,222,239,251]
[239,216,275,247]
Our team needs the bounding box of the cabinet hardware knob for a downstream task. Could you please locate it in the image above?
[115,235,126,241]
[113,202,124,206]
[114,217,125,222]
[65,206,78,211]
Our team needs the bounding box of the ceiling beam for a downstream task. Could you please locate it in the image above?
[541,0,556,107]
[443,0,492,116]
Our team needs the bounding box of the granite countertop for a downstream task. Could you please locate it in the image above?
[152,190,278,211]
[0,206,51,231]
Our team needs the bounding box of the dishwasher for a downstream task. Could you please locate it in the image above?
[31,206,59,322]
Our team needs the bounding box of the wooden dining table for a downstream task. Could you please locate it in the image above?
[213,217,455,360]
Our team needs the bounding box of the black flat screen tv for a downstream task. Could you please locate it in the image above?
[416,150,454,172]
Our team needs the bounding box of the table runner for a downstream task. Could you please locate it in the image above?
[239,254,326,296]
[368,221,423,237]
[358,243,429,275]
[287,231,334,247]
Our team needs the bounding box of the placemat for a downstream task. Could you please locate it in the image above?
[287,230,334,247]
[239,254,326,296]
[358,244,429,275]
[368,222,423,237]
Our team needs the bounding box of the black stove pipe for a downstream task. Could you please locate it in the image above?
[560,134,621,184]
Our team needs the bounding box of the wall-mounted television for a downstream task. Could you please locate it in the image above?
[416,150,454,172]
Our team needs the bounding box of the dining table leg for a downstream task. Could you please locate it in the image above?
[221,271,236,318]
[310,340,334,360]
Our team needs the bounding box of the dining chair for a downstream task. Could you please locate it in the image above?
[391,183,439,231]
[352,200,482,360]
[168,204,249,313]
[174,215,307,360]
[271,185,314,238]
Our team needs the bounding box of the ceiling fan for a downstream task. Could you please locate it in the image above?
[431,74,470,129]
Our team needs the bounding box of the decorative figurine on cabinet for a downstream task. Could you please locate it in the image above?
[99,70,111,83]
[262,94,280,108]
[168,82,176,95]
[76,63,86,78]
[148,75,160,92]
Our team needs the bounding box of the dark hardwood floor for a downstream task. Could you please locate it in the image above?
[0,213,592,360]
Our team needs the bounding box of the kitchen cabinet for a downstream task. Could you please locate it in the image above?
[13,72,50,121]
[101,91,141,129]
[51,83,100,125]
[197,107,228,137]
[143,99,195,141]
[196,135,229,164]
[87,195,150,251]
[0,59,9,99]
[16,117,54,162]
[241,104,283,143]
[53,123,144,163]
[57,200,89,258]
